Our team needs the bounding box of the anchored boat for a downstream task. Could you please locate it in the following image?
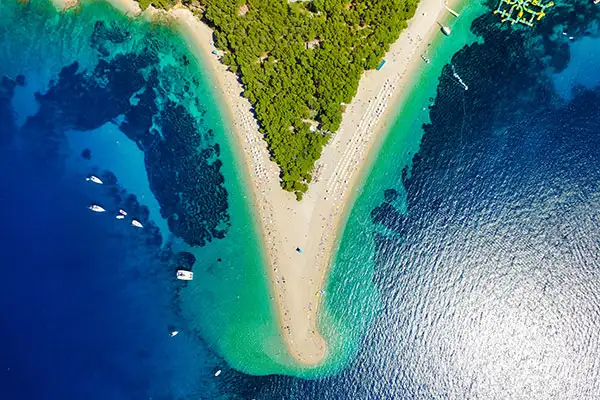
[88,204,106,212]
[176,270,194,281]
[85,175,103,185]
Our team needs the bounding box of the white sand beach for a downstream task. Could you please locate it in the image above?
[50,0,462,366]
[169,0,463,365]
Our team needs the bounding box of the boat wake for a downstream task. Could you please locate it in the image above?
[451,64,469,91]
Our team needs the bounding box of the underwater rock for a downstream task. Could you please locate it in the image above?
[81,148,92,159]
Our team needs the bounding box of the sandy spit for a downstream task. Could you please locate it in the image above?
[48,0,462,367]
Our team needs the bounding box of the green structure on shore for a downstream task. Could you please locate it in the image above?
[493,0,554,27]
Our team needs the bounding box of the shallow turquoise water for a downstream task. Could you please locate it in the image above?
[3,0,600,398]
[281,1,600,398]
[315,0,487,373]
[0,2,293,399]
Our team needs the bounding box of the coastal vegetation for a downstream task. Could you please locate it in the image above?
[139,0,420,198]
[137,0,176,10]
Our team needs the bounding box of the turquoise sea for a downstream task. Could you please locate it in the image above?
[1,0,600,398]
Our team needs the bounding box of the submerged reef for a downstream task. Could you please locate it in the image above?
[10,18,231,247]
[0,76,18,145]
[372,0,600,252]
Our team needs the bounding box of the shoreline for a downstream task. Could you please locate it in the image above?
[50,0,141,14]
[49,0,465,368]
[168,6,329,364]
[169,0,466,367]
[337,0,464,227]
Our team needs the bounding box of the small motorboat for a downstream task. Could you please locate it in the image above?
[169,330,179,337]
[176,270,194,281]
[115,215,125,220]
[131,219,143,228]
[88,204,106,212]
[119,209,127,216]
[214,370,222,377]
[85,175,103,185]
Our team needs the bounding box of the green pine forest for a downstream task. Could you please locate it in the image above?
[137,0,420,200]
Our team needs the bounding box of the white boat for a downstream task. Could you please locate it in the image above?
[85,175,103,185]
[214,370,221,377]
[88,204,106,212]
[176,270,194,281]
[115,215,125,220]
[131,219,143,228]
[119,209,127,216]
[169,330,179,337]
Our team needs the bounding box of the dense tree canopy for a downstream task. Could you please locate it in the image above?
[139,0,419,199]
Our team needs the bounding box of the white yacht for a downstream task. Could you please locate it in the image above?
[115,215,125,220]
[131,219,143,228]
[176,270,194,281]
[88,204,106,212]
[214,370,222,377]
[169,330,179,337]
[85,175,103,185]
[119,209,127,216]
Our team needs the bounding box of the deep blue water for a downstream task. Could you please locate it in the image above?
[0,2,230,399]
[0,150,197,399]
[1,0,600,399]
[276,3,600,399]
[262,2,600,399]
